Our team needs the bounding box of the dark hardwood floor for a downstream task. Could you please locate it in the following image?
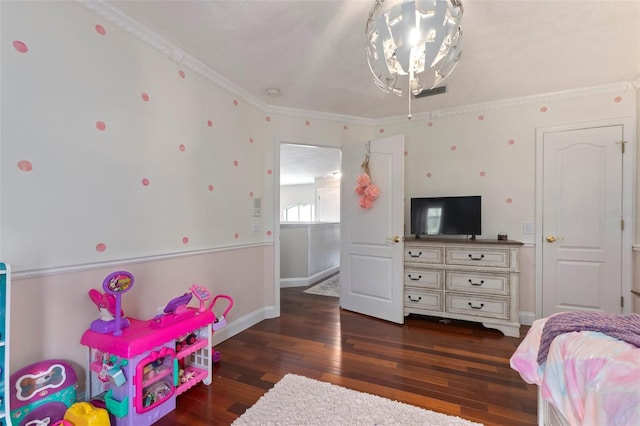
[157,286,538,425]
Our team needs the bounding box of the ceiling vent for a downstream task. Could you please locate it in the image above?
[414,86,447,98]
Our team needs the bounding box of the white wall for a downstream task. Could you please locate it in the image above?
[0,1,373,382]
[0,0,276,381]
[634,86,640,313]
[279,225,310,278]
[2,1,269,269]
[356,88,638,315]
[279,223,340,286]
[280,184,315,221]
[279,178,341,222]
[315,177,341,222]
[308,223,340,275]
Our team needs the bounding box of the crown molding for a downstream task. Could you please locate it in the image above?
[266,104,376,126]
[79,1,638,127]
[377,80,636,125]
[79,0,267,111]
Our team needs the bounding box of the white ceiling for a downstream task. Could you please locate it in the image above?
[280,144,341,186]
[104,0,640,183]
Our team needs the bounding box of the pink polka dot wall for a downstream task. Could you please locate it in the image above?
[3,1,635,268]
[4,6,284,266]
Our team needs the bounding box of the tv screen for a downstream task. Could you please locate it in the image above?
[411,196,481,238]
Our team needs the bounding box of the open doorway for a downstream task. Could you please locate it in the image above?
[278,143,342,293]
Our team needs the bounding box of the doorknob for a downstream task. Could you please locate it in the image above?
[386,236,402,243]
[546,235,564,243]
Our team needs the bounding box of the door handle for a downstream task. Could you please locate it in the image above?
[385,236,402,243]
[546,235,564,243]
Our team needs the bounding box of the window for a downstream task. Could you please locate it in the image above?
[284,204,314,222]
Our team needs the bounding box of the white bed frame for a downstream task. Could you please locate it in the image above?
[538,388,568,426]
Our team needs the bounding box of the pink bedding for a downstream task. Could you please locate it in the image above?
[510,316,640,426]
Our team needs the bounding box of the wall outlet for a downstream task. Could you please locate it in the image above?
[523,222,534,235]
[252,223,261,235]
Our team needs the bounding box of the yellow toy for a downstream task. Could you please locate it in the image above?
[64,402,110,426]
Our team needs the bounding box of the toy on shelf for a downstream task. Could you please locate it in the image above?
[89,271,134,336]
[150,284,214,328]
[189,284,211,312]
[175,332,197,353]
[149,292,196,328]
[141,357,165,382]
[176,360,197,385]
[10,359,77,426]
[63,402,110,426]
[96,355,128,387]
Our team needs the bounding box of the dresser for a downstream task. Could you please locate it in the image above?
[403,238,522,337]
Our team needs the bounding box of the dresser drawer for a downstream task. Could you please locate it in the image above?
[445,271,510,296]
[445,247,510,268]
[404,269,443,290]
[445,294,510,320]
[405,289,443,312]
[404,245,443,264]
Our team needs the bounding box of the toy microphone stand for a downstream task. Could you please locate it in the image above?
[102,271,134,336]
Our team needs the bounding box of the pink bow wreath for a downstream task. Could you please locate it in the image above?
[354,156,380,209]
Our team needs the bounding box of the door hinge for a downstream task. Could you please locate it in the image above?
[621,296,624,308]
[617,140,627,154]
[621,218,625,231]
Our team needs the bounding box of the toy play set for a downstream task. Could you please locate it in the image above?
[9,359,77,426]
[8,271,233,426]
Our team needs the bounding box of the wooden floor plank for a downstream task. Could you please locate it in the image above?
[156,286,537,426]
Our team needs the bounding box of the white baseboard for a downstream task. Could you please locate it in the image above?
[279,265,339,288]
[280,277,309,288]
[519,311,536,326]
[212,306,271,345]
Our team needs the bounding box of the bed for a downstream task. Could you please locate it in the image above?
[510,312,640,426]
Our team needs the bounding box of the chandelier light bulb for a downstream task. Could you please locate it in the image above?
[409,28,420,46]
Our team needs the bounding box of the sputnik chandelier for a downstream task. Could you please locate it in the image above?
[366,0,464,118]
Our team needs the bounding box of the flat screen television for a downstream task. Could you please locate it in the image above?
[411,196,481,239]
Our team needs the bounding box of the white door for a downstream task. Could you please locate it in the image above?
[340,135,405,323]
[541,124,624,317]
[317,187,340,222]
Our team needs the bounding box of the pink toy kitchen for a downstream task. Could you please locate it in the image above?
[80,271,233,426]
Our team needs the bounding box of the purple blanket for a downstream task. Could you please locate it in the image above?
[537,311,640,364]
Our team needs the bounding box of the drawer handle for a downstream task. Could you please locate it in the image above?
[468,254,485,261]
[468,302,485,310]
[408,274,422,281]
[468,279,484,286]
[407,295,422,302]
[408,251,422,258]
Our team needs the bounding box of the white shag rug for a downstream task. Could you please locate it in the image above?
[232,374,483,426]
[302,273,340,297]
